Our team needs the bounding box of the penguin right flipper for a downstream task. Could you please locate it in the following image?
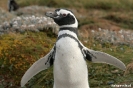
[83,47,126,71]
[21,47,55,87]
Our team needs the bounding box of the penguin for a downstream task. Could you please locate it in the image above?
[21,9,126,88]
[8,0,19,12]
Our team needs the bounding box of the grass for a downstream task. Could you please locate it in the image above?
[0,0,133,88]
[1,0,133,30]
[31,34,133,88]
[16,0,133,11]
[104,12,133,29]
[0,31,56,88]
[1,0,133,11]
[0,31,132,88]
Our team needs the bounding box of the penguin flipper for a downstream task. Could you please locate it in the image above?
[21,48,55,87]
[84,47,126,71]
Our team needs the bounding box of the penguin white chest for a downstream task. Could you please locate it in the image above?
[54,37,89,88]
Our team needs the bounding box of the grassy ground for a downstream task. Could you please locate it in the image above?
[0,0,133,88]
[1,0,133,30]
[0,31,132,88]
[17,0,133,11]
[17,0,133,30]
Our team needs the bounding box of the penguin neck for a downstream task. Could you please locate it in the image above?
[58,27,78,39]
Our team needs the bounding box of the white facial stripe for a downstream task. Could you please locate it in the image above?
[56,9,78,28]
[56,9,74,18]
[56,11,60,15]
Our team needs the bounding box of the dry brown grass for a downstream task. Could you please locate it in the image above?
[0,0,8,10]
[124,60,133,75]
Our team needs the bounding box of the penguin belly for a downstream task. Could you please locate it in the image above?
[54,37,89,88]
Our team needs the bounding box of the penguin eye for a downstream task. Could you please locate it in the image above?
[62,13,67,17]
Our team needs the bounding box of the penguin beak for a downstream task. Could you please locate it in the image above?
[45,11,59,19]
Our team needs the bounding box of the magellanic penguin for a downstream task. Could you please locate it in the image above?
[8,0,19,12]
[21,9,126,88]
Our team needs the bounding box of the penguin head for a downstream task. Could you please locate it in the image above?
[45,9,78,28]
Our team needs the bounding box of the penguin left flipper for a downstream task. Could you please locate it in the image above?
[21,47,55,87]
[83,47,126,71]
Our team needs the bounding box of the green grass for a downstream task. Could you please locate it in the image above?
[17,0,133,11]
[25,38,133,88]
[0,31,132,88]
[0,31,56,88]
[104,13,133,29]
[0,0,133,87]
[15,0,133,30]
[1,0,133,30]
